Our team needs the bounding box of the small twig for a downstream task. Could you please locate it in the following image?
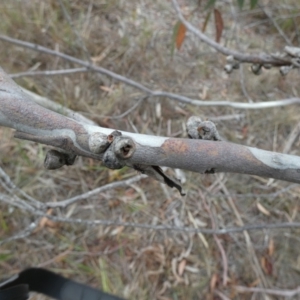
[37,247,73,268]
[46,174,147,208]
[260,5,292,46]
[0,222,38,246]
[26,212,300,234]
[57,0,109,86]
[0,166,42,208]
[0,35,299,109]
[229,1,253,102]
[58,0,93,63]
[214,290,231,300]
[209,114,245,121]
[171,0,292,66]
[282,121,300,154]
[201,192,228,286]
[10,67,88,78]
[0,192,35,212]
[235,285,300,297]
[103,96,147,120]
[219,179,268,288]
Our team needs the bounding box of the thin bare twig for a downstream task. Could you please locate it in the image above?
[29,214,300,234]
[102,96,147,120]
[218,179,268,288]
[171,0,292,66]
[10,67,88,78]
[0,222,38,246]
[214,290,231,300]
[46,174,147,208]
[229,1,253,103]
[235,285,300,297]
[57,0,109,86]
[58,0,92,63]
[0,35,299,109]
[282,121,300,154]
[0,192,35,212]
[260,5,292,46]
[0,166,42,208]
[202,193,228,286]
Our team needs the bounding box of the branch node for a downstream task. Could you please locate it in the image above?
[102,131,136,169]
[280,65,293,76]
[205,168,216,174]
[224,64,234,74]
[88,132,110,154]
[44,149,76,170]
[187,116,221,141]
[263,64,272,70]
[115,137,136,159]
[251,64,262,75]
[224,56,240,74]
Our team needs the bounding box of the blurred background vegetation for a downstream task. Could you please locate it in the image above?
[0,0,300,299]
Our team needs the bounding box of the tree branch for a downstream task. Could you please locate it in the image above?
[0,66,300,190]
[1,34,300,109]
[171,0,294,67]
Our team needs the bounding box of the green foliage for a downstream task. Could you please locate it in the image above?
[250,0,259,9]
[237,0,245,9]
[205,0,217,10]
[171,20,181,57]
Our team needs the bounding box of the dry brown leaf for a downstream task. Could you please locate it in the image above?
[268,238,275,256]
[210,273,218,291]
[38,208,57,229]
[214,8,223,43]
[176,22,187,50]
[99,85,113,93]
[257,202,271,216]
[110,226,124,236]
[171,258,184,283]
[178,259,186,276]
[261,256,273,275]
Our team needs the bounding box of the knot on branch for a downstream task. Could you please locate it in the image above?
[187,116,221,141]
[224,46,300,76]
[224,55,240,74]
[102,131,136,169]
[44,150,76,170]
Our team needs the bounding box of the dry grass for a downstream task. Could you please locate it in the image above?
[1,0,300,299]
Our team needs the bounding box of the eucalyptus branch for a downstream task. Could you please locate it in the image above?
[0,66,300,193]
[0,35,300,109]
[171,0,300,74]
[21,88,97,126]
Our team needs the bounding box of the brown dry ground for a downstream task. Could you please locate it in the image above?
[0,1,300,299]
